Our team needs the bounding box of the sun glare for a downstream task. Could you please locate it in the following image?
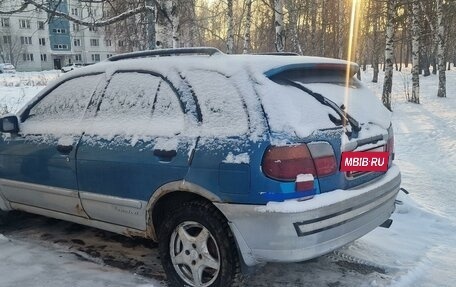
[344,0,362,136]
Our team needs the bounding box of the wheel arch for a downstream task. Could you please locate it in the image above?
[146,180,222,241]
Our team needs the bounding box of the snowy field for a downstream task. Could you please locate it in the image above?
[0,67,455,286]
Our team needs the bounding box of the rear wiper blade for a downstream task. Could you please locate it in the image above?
[284,79,361,132]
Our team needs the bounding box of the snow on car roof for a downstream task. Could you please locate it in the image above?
[17,53,389,145]
[20,53,353,117]
[58,53,353,79]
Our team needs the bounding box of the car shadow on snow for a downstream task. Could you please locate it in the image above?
[0,211,392,287]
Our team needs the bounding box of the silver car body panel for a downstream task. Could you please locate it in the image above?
[0,179,148,230]
[80,191,148,230]
[9,202,146,237]
[0,179,86,217]
[215,165,401,266]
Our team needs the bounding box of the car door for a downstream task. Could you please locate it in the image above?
[76,71,196,230]
[0,74,105,216]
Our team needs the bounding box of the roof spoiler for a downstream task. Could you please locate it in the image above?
[264,62,360,78]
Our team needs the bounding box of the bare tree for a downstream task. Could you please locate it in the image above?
[0,35,24,67]
[156,0,179,48]
[410,0,420,104]
[226,0,234,53]
[273,0,284,52]
[243,0,252,54]
[16,0,154,28]
[286,0,302,54]
[382,0,396,111]
[371,0,381,83]
[309,0,317,54]
[437,0,446,98]
[146,0,157,49]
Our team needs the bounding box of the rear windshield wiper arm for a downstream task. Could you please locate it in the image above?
[283,79,361,132]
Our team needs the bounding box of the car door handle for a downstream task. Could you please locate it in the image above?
[57,144,73,154]
[153,149,177,162]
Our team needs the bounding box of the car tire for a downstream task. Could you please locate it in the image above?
[158,200,243,287]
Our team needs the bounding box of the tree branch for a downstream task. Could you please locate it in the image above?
[25,0,155,27]
[0,2,29,14]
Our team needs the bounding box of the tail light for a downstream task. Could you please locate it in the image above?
[262,145,316,181]
[262,142,337,181]
[307,142,338,177]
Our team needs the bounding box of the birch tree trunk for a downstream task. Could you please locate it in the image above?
[189,0,200,47]
[156,0,177,48]
[146,0,156,50]
[310,0,317,55]
[226,0,234,54]
[372,6,379,83]
[287,0,302,54]
[337,1,344,59]
[170,1,179,48]
[410,0,420,104]
[243,0,252,54]
[274,0,285,52]
[382,0,396,111]
[437,0,446,98]
[321,0,326,54]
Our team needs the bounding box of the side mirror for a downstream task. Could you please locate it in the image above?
[0,115,19,133]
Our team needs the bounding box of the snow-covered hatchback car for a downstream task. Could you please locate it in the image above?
[0,48,400,287]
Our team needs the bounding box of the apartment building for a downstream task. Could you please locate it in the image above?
[0,0,116,71]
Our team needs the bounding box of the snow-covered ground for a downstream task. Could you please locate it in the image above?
[0,67,455,286]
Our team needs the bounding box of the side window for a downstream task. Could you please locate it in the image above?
[97,72,160,117]
[27,74,102,121]
[184,70,248,136]
[89,72,184,137]
[21,74,103,135]
[150,81,185,135]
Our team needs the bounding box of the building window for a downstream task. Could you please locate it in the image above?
[20,36,32,45]
[73,23,79,32]
[1,18,9,27]
[118,40,124,47]
[89,26,98,32]
[73,38,81,46]
[71,8,78,16]
[75,54,82,62]
[3,35,11,44]
[91,54,100,62]
[40,54,47,61]
[38,21,44,30]
[53,44,68,49]
[105,39,112,46]
[22,53,34,61]
[52,28,66,34]
[90,39,99,46]
[19,19,31,29]
[39,38,46,46]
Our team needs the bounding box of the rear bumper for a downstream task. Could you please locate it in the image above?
[215,165,401,266]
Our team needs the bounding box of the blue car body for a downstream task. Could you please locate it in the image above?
[0,51,400,268]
